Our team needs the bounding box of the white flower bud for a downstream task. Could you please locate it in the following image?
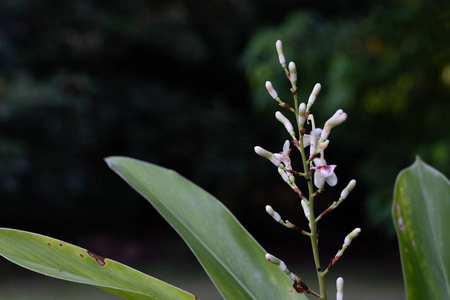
[254,146,281,166]
[265,253,279,264]
[265,81,278,99]
[276,40,286,65]
[320,109,347,140]
[275,111,293,133]
[336,277,344,300]
[327,109,348,127]
[344,228,361,246]
[298,103,306,124]
[340,179,356,199]
[265,253,288,272]
[307,83,321,109]
[288,62,297,84]
[265,205,281,222]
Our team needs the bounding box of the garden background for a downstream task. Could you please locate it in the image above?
[0,0,449,299]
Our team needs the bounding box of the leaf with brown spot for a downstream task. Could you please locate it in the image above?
[0,228,197,300]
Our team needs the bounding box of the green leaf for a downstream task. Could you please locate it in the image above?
[106,156,307,300]
[393,157,450,299]
[0,228,197,300]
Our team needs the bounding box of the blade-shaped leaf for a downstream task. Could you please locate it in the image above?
[393,157,450,299]
[0,228,197,300]
[106,156,307,300]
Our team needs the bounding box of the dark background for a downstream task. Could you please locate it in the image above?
[0,0,449,297]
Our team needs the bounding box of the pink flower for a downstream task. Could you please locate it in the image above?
[312,158,337,188]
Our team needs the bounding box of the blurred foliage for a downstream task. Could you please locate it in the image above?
[242,0,450,234]
[0,0,448,245]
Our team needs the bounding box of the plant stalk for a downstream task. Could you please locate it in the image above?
[294,94,327,299]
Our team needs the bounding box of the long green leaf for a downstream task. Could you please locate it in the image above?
[106,156,307,300]
[393,157,450,299]
[0,228,197,300]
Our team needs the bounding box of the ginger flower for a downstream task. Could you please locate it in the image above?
[312,158,337,188]
[273,140,292,171]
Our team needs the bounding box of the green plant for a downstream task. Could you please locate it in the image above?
[393,157,450,299]
[253,40,360,299]
[0,40,361,299]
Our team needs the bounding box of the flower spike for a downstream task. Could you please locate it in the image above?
[256,40,360,298]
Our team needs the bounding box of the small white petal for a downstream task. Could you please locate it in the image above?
[317,165,337,178]
[314,171,325,188]
[302,134,311,148]
[326,172,338,186]
[313,157,325,167]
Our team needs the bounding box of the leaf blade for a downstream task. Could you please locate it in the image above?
[393,157,450,299]
[106,156,307,300]
[0,228,197,300]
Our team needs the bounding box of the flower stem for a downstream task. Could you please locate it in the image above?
[309,192,327,299]
[295,97,327,300]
